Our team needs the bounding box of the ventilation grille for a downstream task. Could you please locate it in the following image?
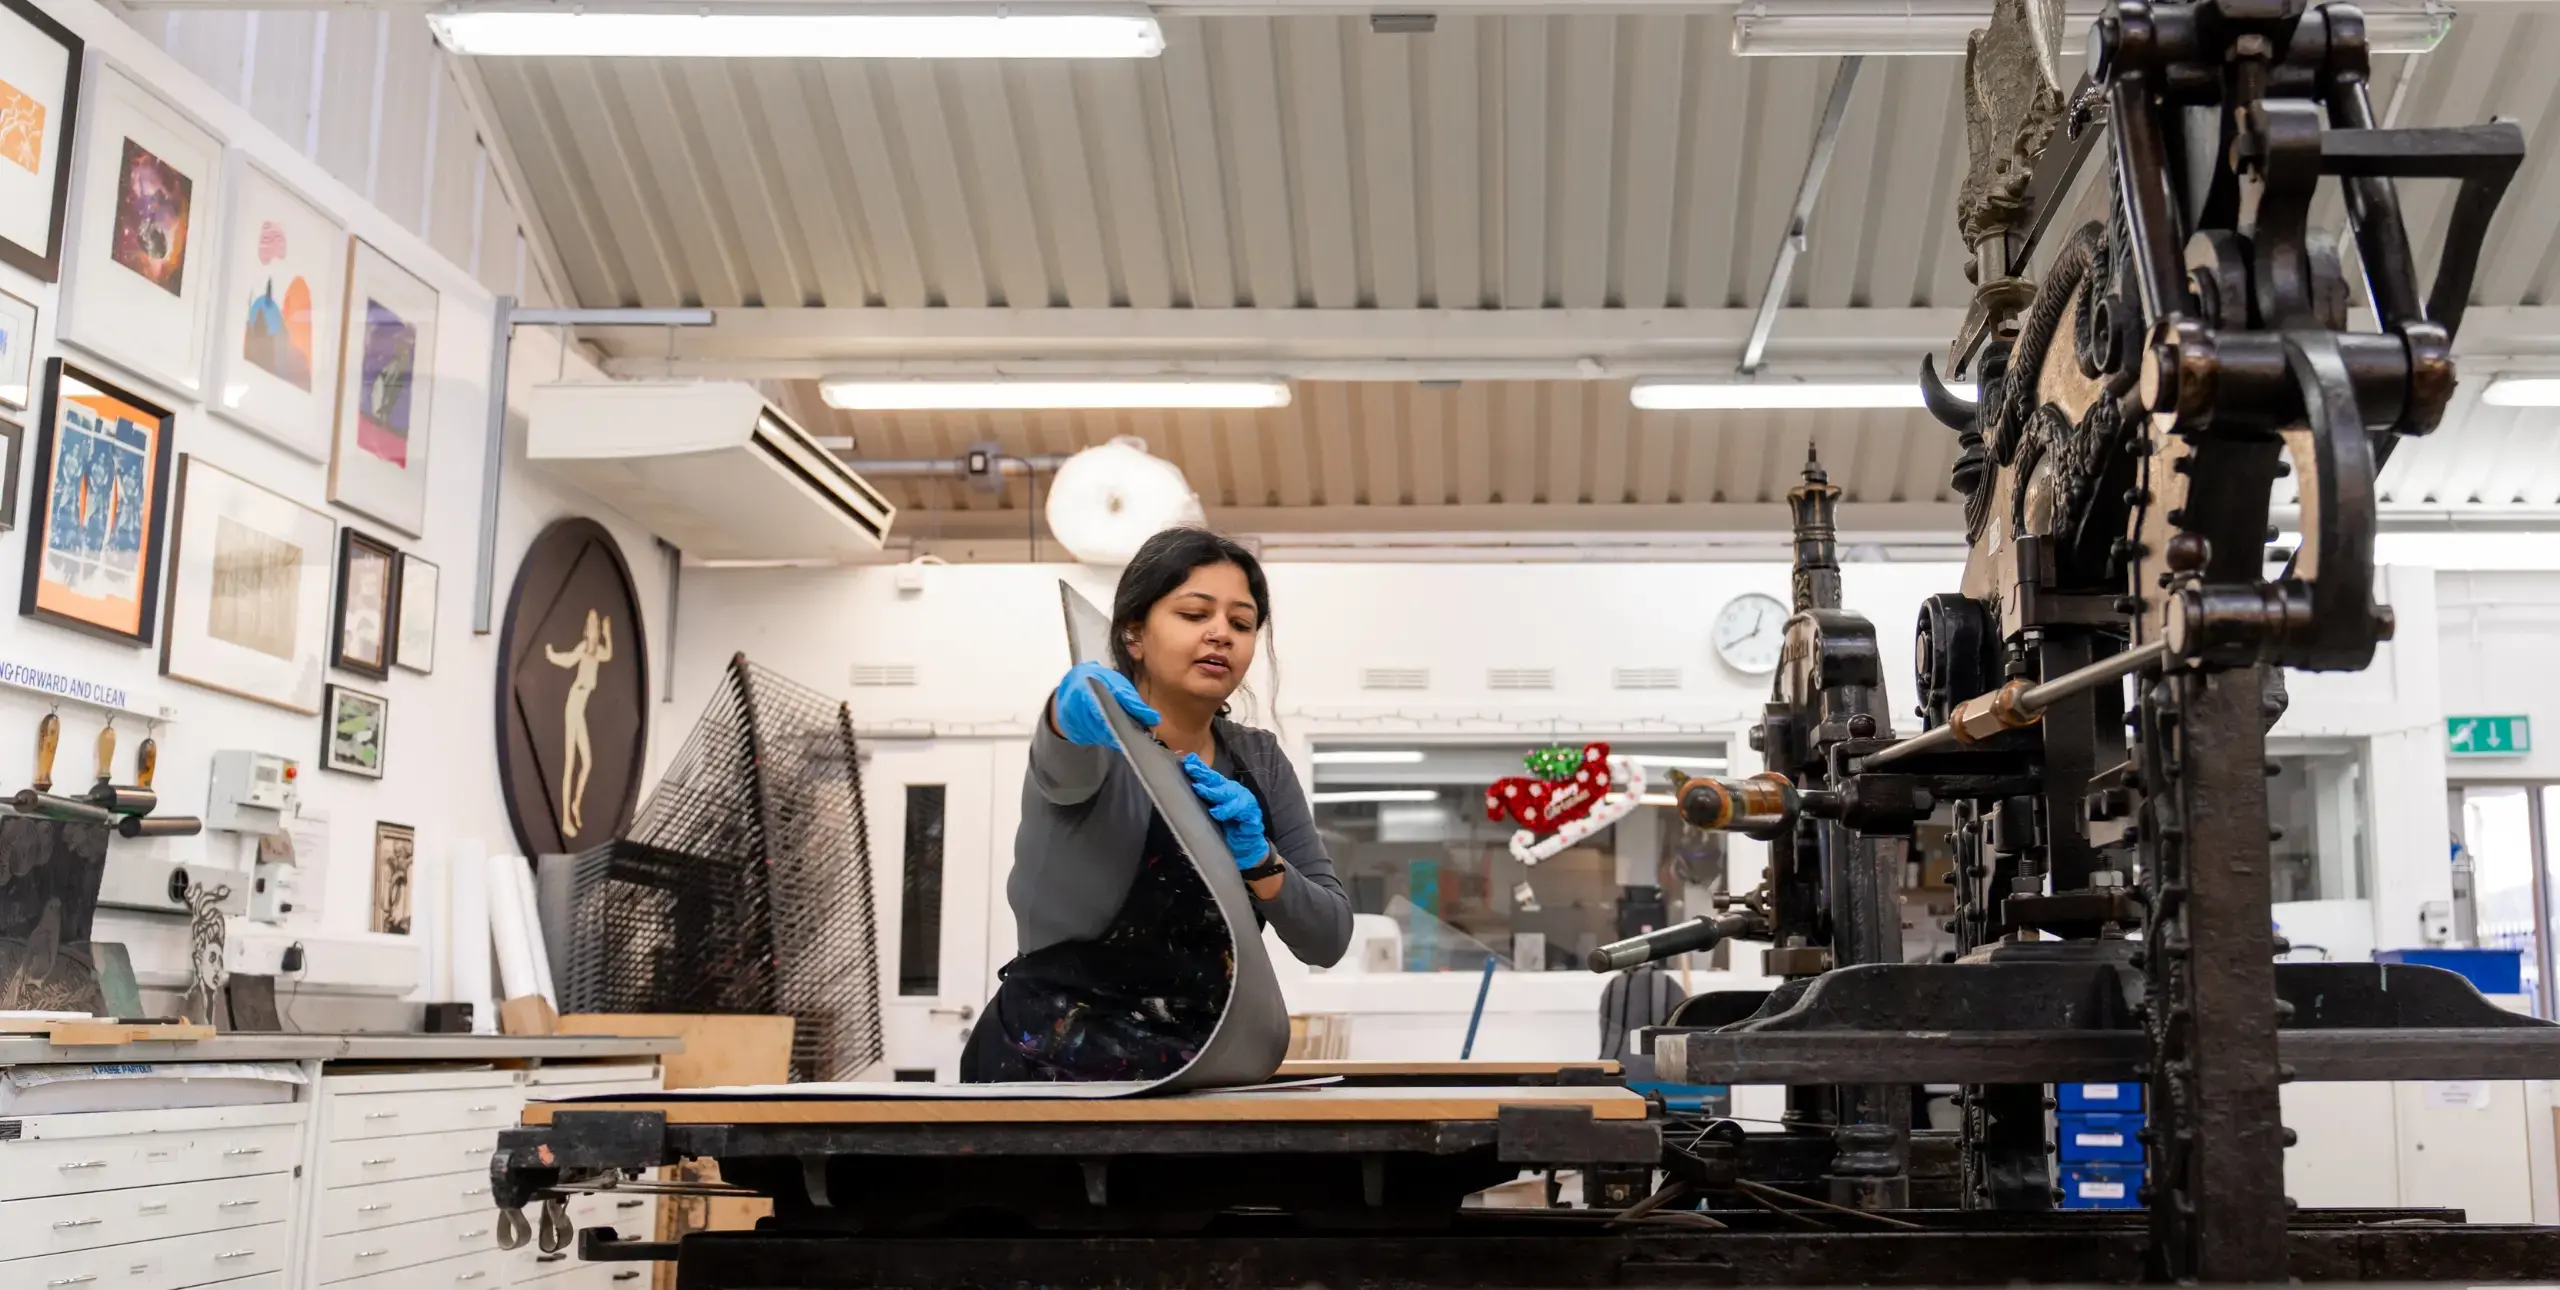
[1361,667,1430,691]
[1488,668,1557,691]
[851,663,919,688]
[1613,667,1683,691]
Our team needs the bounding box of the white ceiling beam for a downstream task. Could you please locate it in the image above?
[872,499,1965,541]
[590,305,1976,379]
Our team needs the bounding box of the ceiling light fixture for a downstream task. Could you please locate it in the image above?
[1730,2,2450,57]
[820,378,1291,411]
[1309,750,1430,765]
[2482,377,2560,407]
[1309,789,1443,805]
[1629,379,1973,411]
[428,5,1167,59]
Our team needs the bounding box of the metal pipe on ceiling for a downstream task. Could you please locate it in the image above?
[840,454,1072,477]
[1739,56,1867,375]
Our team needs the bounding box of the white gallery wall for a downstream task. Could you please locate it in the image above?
[2437,570,2560,781]
[0,0,660,1005]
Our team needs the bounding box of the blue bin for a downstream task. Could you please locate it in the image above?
[2373,948,2525,997]
[2058,1081,2143,1112]
[2057,1112,2145,1163]
[2059,1162,2144,1210]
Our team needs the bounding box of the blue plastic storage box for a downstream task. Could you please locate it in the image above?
[2373,948,2525,997]
[2058,1081,2143,1112]
[2056,1112,2145,1163]
[2059,1163,2144,1210]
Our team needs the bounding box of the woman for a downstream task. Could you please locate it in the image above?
[960,528,1353,1082]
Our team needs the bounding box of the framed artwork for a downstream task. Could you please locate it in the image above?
[0,0,81,282]
[160,455,333,712]
[56,61,223,401]
[0,287,34,410]
[370,820,414,933]
[21,360,176,643]
[328,238,438,536]
[324,682,386,778]
[212,158,343,460]
[331,525,396,678]
[0,418,20,531]
[394,551,437,674]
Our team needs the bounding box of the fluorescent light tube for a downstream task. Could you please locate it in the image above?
[1731,3,2448,57]
[2483,377,2560,408]
[1309,750,1429,765]
[429,7,1166,59]
[1630,379,1973,411]
[821,379,1292,411]
[1310,790,1442,805]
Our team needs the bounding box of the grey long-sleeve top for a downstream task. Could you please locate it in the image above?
[1008,715,1354,969]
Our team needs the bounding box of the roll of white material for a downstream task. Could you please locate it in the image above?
[512,858,557,1009]
[449,839,495,1031]
[412,846,445,1002]
[1043,437,1205,566]
[485,852,540,1003]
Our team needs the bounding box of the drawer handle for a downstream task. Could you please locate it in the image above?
[616,1199,644,1209]
[46,1277,98,1287]
[356,1249,390,1260]
[137,1204,168,1216]
[220,1199,263,1210]
[468,1103,501,1112]
[459,1227,491,1240]
[614,1274,641,1283]
[217,1249,255,1260]
[463,1146,496,1156]
[456,1274,489,1284]
[56,1160,106,1171]
[363,1111,401,1121]
[463,1186,492,1198]
[224,1147,265,1157]
[51,1218,102,1229]
[358,1202,396,1213]
[360,1156,398,1167]
[536,1254,566,1264]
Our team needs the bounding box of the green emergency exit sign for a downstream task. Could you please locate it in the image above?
[2447,715,2532,757]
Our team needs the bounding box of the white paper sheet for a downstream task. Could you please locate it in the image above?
[513,857,557,1008]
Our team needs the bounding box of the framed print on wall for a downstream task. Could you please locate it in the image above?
[160,455,333,713]
[213,158,343,460]
[21,359,176,643]
[0,287,35,410]
[0,418,21,531]
[370,819,414,931]
[331,525,396,678]
[0,0,82,282]
[394,551,436,674]
[56,61,223,401]
[324,683,386,779]
[329,237,438,537]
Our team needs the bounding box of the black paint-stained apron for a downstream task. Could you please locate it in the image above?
[960,754,1271,1083]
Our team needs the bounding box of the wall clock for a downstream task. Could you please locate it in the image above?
[1713,592,1787,675]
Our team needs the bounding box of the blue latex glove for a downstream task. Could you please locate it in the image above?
[1051,662,1160,748]
[1182,754,1271,869]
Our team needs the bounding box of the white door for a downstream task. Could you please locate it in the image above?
[983,739,1030,983]
[866,740,997,1081]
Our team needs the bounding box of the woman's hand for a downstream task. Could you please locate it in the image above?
[1181,754,1270,869]
[1051,662,1161,748]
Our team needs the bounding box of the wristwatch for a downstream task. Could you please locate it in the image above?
[1240,855,1287,884]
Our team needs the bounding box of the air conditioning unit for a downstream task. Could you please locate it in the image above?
[526,381,895,560]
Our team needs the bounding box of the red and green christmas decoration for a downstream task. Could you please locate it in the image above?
[1485,742,1615,834]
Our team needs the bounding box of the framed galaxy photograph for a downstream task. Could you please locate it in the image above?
[212,157,343,460]
[0,0,81,282]
[21,360,176,644]
[57,61,222,400]
[328,238,437,537]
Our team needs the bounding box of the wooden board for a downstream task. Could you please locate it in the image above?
[41,1021,214,1045]
[1276,1060,1621,1078]
[523,1083,1647,1127]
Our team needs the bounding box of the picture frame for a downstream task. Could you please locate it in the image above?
[21,359,176,643]
[160,454,334,713]
[394,551,437,675]
[330,525,397,678]
[211,157,344,460]
[55,59,223,401]
[370,819,414,933]
[0,0,82,282]
[328,237,438,536]
[0,417,21,531]
[323,682,387,779]
[0,287,35,410]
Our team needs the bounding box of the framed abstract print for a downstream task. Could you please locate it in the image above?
[394,551,436,674]
[21,360,175,643]
[56,61,222,400]
[0,287,35,410]
[161,455,333,713]
[331,525,396,679]
[0,0,81,282]
[328,237,437,536]
[212,157,344,460]
[325,683,386,779]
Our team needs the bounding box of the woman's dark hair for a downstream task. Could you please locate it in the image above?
[1109,527,1271,680]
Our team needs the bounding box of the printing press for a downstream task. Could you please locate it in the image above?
[491,0,2560,1282]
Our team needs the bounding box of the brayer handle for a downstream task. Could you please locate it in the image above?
[1588,913,1752,973]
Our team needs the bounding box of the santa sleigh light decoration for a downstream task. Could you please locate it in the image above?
[1484,742,1647,865]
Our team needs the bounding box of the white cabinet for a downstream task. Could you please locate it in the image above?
[0,1099,306,1290]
